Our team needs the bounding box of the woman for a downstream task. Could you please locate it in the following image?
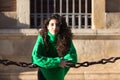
[31,14,77,80]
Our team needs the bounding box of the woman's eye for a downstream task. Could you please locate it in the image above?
[51,23,54,26]
[50,23,60,27]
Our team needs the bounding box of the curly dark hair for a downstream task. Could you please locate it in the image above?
[39,14,72,57]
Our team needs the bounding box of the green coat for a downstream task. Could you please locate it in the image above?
[32,32,77,80]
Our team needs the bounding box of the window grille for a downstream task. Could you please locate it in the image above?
[30,0,92,29]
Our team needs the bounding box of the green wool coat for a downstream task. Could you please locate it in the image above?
[32,32,77,80]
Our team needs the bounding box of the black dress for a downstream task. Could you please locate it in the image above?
[38,68,46,80]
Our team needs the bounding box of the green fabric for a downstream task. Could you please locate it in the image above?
[31,32,77,80]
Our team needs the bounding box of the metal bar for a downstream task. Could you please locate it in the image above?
[47,0,49,17]
[72,0,75,28]
[78,0,82,28]
[34,0,37,27]
[85,0,88,28]
[41,0,43,27]
[35,13,90,15]
[66,0,69,26]
[54,0,56,13]
[60,0,62,16]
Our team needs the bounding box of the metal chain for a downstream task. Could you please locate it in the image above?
[71,57,120,68]
[0,56,120,68]
[0,59,38,68]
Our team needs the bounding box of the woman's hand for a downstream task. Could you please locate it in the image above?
[60,60,73,68]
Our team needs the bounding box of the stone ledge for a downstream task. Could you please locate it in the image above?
[0,29,120,39]
[1,71,120,80]
[0,29,38,39]
[72,29,120,39]
[0,29,38,36]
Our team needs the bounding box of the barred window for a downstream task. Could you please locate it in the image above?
[30,0,92,29]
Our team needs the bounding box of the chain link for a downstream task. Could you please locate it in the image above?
[0,59,38,68]
[0,57,120,68]
[71,57,120,68]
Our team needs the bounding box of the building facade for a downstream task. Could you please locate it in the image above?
[1,0,120,80]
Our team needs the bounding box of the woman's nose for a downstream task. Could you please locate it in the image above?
[53,24,57,29]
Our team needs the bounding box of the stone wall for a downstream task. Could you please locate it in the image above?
[105,0,120,29]
[0,29,120,80]
[0,12,17,29]
[0,29,38,80]
[65,29,120,80]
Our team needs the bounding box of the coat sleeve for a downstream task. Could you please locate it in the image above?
[63,40,78,64]
[31,35,61,69]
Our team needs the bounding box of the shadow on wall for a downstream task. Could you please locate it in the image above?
[106,0,120,12]
[0,12,29,29]
[0,12,38,80]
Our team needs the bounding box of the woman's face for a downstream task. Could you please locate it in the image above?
[47,19,60,35]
